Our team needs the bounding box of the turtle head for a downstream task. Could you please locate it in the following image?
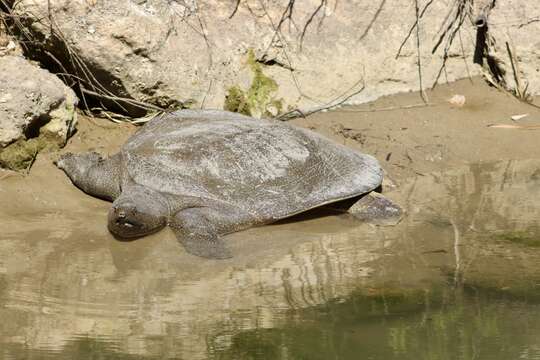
[108,186,168,239]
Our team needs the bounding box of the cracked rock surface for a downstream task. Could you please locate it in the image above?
[10,0,482,116]
[7,0,539,117]
[0,55,78,170]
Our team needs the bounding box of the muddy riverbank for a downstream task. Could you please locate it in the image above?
[1,79,540,359]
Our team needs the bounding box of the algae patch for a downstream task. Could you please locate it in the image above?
[224,86,252,116]
[224,50,283,118]
[494,230,540,247]
[0,134,60,171]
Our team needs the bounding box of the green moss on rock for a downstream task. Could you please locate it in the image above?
[0,96,77,172]
[224,49,284,118]
[224,86,251,116]
[0,133,63,171]
[1,138,42,171]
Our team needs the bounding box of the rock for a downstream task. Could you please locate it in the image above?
[483,0,540,99]
[7,0,539,117]
[9,0,484,117]
[0,55,78,170]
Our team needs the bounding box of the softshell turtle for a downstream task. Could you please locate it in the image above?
[56,110,401,259]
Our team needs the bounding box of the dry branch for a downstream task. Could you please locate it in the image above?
[277,77,366,121]
[414,0,428,103]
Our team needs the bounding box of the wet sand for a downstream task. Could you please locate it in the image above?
[296,77,540,181]
[1,78,540,359]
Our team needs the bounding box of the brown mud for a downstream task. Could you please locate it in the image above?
[296,78,540,182]
[1,78,540,359]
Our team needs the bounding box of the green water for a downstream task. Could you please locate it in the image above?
[216,289,540,360]
[1,160,540,359]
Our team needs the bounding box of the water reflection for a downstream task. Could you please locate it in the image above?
[1,159,540,359]
[217,292,540,360]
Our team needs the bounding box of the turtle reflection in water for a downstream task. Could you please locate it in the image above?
[56,110,401,259]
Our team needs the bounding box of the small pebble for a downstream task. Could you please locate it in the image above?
[448,94,466,107]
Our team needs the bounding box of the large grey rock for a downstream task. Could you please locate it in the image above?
[0,55,77,170]
[8,0,477,116]
[9,0,539,116]
[479,0,540,99]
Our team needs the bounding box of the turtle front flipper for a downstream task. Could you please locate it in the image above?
[171,208,235,259]
[348,192,403,226]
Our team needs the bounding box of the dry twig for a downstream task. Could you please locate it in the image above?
[414,0,428,103]
[487,124,540,129]
[277,77,366,120]
[334,102,431,113]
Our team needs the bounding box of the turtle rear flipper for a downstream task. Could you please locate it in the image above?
[348,192,403,226]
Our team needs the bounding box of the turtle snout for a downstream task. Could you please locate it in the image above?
[115,209,129,223]
[108,204,146,238]
[54,153,74,169]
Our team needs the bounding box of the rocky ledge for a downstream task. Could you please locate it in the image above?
[0,55,77,170]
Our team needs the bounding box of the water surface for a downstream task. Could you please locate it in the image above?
[1,159,540,359]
